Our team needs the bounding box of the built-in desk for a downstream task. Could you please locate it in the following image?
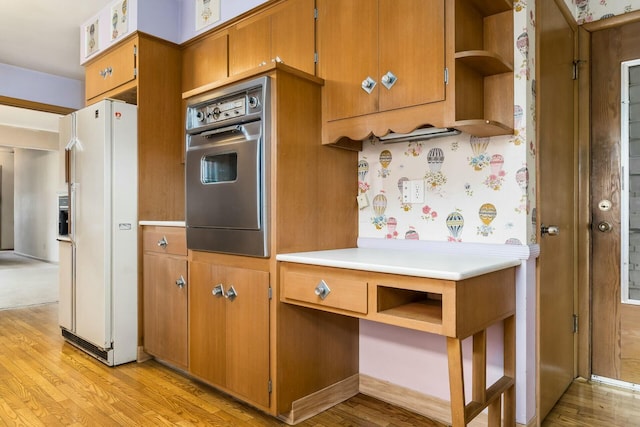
[277,248,520,427]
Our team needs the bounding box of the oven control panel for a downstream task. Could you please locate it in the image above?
[188,83,264,132]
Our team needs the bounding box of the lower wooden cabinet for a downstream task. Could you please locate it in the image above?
[142,226,188,369]
[189,260,270,408]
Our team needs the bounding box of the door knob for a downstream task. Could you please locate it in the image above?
[597,221,612,232]
[225,285,238,301]
[212,284,224,297]
[175,275,186,288]
[314,280,331,300]
[541,224,560,236]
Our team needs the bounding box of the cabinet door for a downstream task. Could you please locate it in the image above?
[271,0,316,75]
[143,254,188,369]
[220,265,270,408]
[85,37,137,101]
[182,31,229,92]
[317,0,378,121]
[378,0,445,111]
[189,261,226,386]
[228,13,271,76]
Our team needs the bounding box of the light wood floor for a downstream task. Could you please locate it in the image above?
[2,303,638,426]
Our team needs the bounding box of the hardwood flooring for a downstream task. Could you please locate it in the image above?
[3,303,638,426]
[0,303,444,426]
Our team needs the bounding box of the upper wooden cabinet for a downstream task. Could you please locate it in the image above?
[182,30,229,93]
[316,0,514,146]
[318,0,445,123]
[85,36,137,101]
[229,0,315,76]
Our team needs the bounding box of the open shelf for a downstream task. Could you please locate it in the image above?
[466,0,512,15]
[455,51,513,76]
[377,287,443,325]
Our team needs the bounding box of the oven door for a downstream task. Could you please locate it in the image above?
[186,120,267,256]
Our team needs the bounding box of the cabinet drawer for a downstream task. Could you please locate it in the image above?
[142,226,187,256]
[85,37,137,100]
[281,263,368,314]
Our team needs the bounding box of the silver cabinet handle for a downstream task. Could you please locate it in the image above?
[99,67,113,78]
[381,71,398,89]
[314,280,331,300]
[540,225,559,236]
[212,284,224,297]
[175,275,186,288]
[225,285,238,301]
[361,77,377,94]
[157,236,168,248]
[271,56,284,64]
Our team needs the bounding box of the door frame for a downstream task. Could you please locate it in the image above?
[577,11,640,379]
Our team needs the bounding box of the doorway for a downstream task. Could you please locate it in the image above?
[590,20,640,385]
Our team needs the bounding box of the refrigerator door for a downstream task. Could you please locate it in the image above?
[72,101,112,349]
[58,114,74,331]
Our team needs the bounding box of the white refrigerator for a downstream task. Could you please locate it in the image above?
[58,99,138,366]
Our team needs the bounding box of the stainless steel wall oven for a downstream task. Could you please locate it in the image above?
[185,76,270,257]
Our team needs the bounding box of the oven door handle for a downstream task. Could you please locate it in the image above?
[201,125,244,139]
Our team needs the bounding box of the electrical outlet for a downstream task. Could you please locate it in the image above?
[411,179,424,203]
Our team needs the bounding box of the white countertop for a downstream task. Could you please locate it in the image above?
[276,248,521,281]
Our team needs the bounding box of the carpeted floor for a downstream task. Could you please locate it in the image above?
[0,251,59,310]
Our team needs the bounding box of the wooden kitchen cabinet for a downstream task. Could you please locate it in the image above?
[181,30,229,93]
[84,32,184,221]
[317,0,514,146]
[189,259,270,409]
[142,226,188,370]
[229,0,315,76]
[318,0,445,123]
[85,37,137,101]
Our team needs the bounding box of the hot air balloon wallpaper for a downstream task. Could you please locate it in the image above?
[358,159,370,194]
[468,136,491,170]
[371,192,388,230]
[386,217,398,239]
[405,141,423,157]
[484,154,506,190]
[378,150,392,178]
[516,29,529,79]
[421,205,438,222]
[477,203,497,237]
[446,211,464,242]
[424,147,447,194]
[405,227,419,240]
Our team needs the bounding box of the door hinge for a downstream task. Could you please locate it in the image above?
[314,7,318,19]
[573,314,579,333]
[268,379,272,393]
[444,67,449,85]
[314,52,318,64]
[572,61,579,80]
[268,287,272,300]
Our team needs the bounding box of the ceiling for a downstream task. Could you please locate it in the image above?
[0,0,112,81]
[0,1,112,133]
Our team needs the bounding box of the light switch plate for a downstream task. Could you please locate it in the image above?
[357,194,369,210]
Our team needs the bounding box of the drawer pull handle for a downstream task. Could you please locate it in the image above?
[175,275,186,288]
[99,67,113,78]
[314,280,331,300]
[225,285,238,301]
[361,76,377,94]
[157,236,168,248]
[212,284,224,297]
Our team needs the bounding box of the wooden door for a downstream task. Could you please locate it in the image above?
[143,254,188,369]
[220,265,270,408]
[591,20,640,384]
[189,260,226,386]
[537,0,576,420]
[182,30,229,92]
[317,0,378,121]
[378,0,445,112]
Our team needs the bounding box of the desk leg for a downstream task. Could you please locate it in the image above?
[447,337,466,427]
[503,314,516,427]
